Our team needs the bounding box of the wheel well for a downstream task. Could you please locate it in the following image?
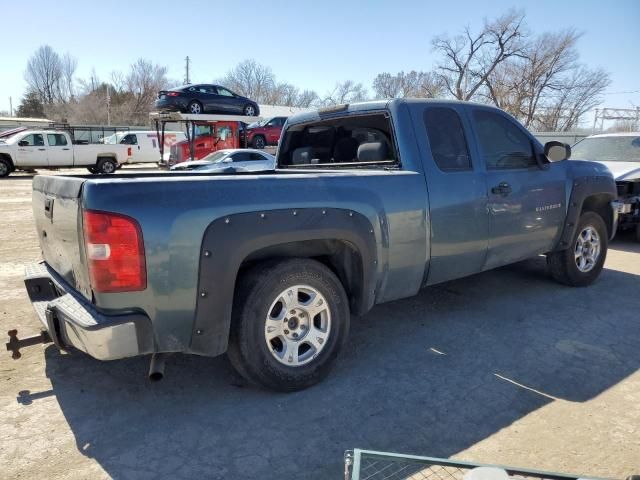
[97,155,117,162]
[237,239,367,314]
[0,153,15,169]
[581,194,613,238]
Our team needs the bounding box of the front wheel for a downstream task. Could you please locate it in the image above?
[227,259,350,391]
[547,211,608,286]
[243,104,257,116]
[0,159,11,177]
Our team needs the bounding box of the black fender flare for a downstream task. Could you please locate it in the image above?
[189,208,378,356]
[554,175,617,251]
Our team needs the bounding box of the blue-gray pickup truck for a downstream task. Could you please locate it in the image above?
[8,99,621,391]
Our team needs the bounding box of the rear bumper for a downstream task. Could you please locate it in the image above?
[24,263,153,360]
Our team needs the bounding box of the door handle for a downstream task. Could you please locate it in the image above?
[491,182,512,195]
[62,148,70,150]
[38,148,46,151]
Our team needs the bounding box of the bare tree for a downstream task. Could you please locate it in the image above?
[322,80,368,106]
[372,70,444,99]
[60,53,77,101]
[124,58,170,124]
[534,66,610,131]
[296,90,319,108]
[25,45,63,104]
[219,59,276,103]
[433,10,527,101]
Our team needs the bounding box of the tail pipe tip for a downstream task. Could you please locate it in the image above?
[148,353,167,381]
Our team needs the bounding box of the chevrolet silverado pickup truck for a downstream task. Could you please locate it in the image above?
[0,129,129,176]
[8,99,620,392]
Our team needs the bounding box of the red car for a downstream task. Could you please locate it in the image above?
[169,121,240,166]
[244,116,287,149]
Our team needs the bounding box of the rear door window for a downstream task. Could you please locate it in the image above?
[423,108,472,171]
[473,109,536,169]
[46,133,68,146]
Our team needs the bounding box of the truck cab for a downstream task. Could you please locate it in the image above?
[168,121,240,166]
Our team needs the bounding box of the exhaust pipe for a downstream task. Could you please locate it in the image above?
[148,353,166,381]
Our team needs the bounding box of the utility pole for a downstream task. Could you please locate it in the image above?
[9,96,13,117]
[185,56,191,84]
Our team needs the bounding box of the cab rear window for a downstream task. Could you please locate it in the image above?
[278,113,397,168]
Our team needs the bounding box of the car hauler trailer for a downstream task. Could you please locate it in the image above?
[149,111,263,166]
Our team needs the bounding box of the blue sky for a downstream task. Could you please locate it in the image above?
[1,0,638,118]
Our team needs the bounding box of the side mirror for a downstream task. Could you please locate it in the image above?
[18,140,28,147]
[222,158,232,163]
[544,141,571,162]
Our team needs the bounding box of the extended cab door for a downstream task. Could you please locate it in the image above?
[14,133,48,167]
[45,133,73,166]
[416,105,489,284]
[469,107,567,269]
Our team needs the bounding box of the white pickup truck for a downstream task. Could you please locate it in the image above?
[0,130,129,177]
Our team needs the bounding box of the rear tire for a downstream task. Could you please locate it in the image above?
[96,158,117,174]
[252,135,266,149]
[0,158,11,177]
[547,211,608,286]
[188,101,203,114]
[227,258,350,392]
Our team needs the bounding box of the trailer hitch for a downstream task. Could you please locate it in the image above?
[6,329,52,359]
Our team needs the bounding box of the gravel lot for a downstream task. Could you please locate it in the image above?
[1,169,639,479]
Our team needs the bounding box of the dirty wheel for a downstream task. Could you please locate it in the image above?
[547,211,608,286]
[227,259,350,391]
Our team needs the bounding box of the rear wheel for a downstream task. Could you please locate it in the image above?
[188,101,203,114]
[547,211,608,286]
[0,158,11,177]
[243,104,257,116]
[252,135,266,149]
[96,158,117,174]
[227,259,350,391]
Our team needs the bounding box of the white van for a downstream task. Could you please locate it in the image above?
[103,131,186,164]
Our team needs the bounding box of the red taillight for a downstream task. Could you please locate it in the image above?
[167,92,180,97]
[82,210,146,293]
[127,146,132,156]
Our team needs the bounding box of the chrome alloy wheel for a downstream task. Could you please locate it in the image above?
[264,285,331,366]
[244,105,256,116]
[574,226,601,273]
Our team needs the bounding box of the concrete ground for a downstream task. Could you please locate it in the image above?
[0,169,639,479]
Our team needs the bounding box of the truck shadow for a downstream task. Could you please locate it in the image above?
[32,250,640,479]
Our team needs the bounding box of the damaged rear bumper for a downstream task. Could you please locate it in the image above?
[18,263,153,360]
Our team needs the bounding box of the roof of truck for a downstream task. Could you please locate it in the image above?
[285,98,501,126]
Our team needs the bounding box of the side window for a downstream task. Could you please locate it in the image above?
[47,134,67,146]
[230,152,251,162]
[21,134,45,146]
[423,108,472,171]
[119,134,137,145]
[249,153,267,161]
[217,87,234,97]
[473,110,536,169]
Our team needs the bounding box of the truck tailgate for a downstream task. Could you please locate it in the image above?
[32,175,92,301]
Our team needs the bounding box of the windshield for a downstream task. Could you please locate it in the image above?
[202,151,230,163]
[572,136,640,162]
